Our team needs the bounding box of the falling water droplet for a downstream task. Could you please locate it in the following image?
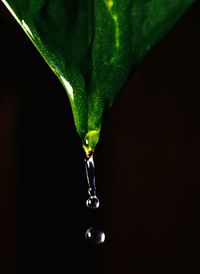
[85,227,106,245]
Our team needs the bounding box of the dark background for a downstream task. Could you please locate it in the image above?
[0,2,199,274]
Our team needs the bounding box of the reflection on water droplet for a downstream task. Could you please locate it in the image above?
[86,196,100,209]
[85,227,105,245]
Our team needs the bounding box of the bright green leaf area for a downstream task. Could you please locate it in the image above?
[2,0,195,155]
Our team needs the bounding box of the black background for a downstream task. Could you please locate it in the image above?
[0,2,199,274]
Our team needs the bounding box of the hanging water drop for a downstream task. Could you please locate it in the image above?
[85,155,100,209]
[86,196,100,209]
[85,226,105,245]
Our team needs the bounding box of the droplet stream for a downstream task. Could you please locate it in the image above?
[84,154,105,245]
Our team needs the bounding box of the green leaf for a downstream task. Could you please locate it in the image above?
[1,0,196,155]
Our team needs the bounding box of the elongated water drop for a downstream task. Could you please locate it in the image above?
[85,155,100,209]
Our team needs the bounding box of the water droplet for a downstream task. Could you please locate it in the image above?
[86,196,100,209]
[85,227,105,245]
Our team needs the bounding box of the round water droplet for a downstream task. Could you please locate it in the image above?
[86,196,100,209]
[85,227,105,245]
